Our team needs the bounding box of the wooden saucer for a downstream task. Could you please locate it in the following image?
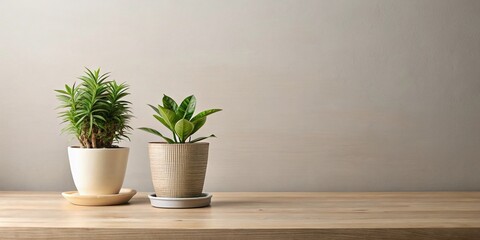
[62,188,136,206]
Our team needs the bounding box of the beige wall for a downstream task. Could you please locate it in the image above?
[0,0,479,192]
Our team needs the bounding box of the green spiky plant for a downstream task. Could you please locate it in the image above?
[140,95,221,143]
[55,68,132,148]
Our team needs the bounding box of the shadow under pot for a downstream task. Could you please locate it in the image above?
[68,146,129,195]
[148,142,209,198]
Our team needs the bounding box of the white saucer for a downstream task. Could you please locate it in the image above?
[62,188,137,206]
[148,193,212,208]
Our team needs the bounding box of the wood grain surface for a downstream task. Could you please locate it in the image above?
[0,192,479,239]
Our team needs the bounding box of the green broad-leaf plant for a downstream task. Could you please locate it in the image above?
[140,95,221,143]
[55,68,132,148]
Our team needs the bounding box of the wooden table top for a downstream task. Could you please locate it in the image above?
[0,192,479,239]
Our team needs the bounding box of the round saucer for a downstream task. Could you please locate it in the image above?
[148,193,212,208]
[62,188,137,206]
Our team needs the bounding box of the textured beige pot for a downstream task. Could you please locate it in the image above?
[68,147,129,195]
[149,142,209,198]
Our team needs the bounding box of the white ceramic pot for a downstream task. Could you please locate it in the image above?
[68,147,129,195]
[149,142,209,198]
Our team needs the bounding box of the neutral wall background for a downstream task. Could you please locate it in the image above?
[0,0,479,192]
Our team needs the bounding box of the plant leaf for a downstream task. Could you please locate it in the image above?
[158,106,177,129]
[147,104,161,115]
[191,117,206,135]
[174,119,194,142]
[162,94,178,112]
[138,127,174,143]
[190,134,216,143]
[176,95,196,120]
[153,114,173,131]
[190,109,222,122]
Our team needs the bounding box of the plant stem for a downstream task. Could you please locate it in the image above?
[91,131,97,148]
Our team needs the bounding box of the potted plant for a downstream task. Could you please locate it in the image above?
[55,68,132,195]
[140,94,221,198]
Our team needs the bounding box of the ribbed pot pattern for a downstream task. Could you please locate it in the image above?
[149,142,209,198]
